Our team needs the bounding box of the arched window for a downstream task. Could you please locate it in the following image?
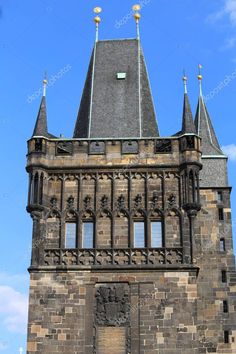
[150,221,163,248]
[82,221,94,248]
[81,211,95,249]
[39,173,44,205]
[33,173,39,204]
[65,222,77,249]
[134,221,145,248]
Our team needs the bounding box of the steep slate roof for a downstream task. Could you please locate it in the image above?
[181,93,196,134]
[73,39,159,139]
[32,96,55,138]
[195,95,223,155]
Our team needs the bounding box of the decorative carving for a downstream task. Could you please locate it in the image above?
[149,250,165,265]
[114,250,130,265]
[168,194,177,208]
[83,195,92,210]
[117,195,126,210]
[43,248,184,267]
[101,195,109,209]
[95,285,130,326]
[44,250,60,266]
[50,196,58,208]
[166,249,183,264]
[67,195,75,209]
[155,139,172,153]
[62,250,77,265]
[151,192,159,209]
[134,194,142,209]
[131,249,147,265]
[79,250,95,265]
[96,250,112,265]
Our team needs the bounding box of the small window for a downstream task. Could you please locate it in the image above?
[116,72,126,80]
[134,222,145,248]
[223,300,229,313]
[224,330,229,344]
[217,191,223,203]
[82,222,94,249]
[222,270,227,283]
[65,223,77,248]
[220,238,226,252]
[33,173,39,204]
[219,208,224,221]
[151,222,163,248]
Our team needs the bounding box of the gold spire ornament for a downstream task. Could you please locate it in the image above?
[182,70,188,94]
[132,4,141,40]
[94,7,102,42]
[43,72,48,97]
[198,64,203,96]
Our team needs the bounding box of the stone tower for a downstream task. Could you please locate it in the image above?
[26,10,236,354]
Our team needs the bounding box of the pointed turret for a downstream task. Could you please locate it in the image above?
[194,65,228,188]
[181,75,196,134]
[195,65,223,155]
[32,78,54,138]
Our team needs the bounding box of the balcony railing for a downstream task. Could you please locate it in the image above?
[43,247,183,267]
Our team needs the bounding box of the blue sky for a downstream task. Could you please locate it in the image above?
[0,0,236,352]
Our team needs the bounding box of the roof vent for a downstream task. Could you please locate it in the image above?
[116,72,126,80]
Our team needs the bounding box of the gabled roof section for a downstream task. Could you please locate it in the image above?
[73,39,159,139]
[195,95,223,155]
[182,93,196,134]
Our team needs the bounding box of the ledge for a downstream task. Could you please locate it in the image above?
[28,264,199,275]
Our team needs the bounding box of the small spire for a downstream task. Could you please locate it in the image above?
[198,64,203,97]
[94,7,102,42]
[43,72,48,97]
[132,4,141,40]
[182,70,188,94]
[32,76,50,138]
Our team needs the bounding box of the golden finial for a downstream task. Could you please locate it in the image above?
[198,64,203,81]
[182,70,188,94]
[93,7,102,42]
[43,72,48,97]
[132,4,141,39]
[198,64,203,96]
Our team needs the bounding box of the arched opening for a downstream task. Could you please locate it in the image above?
[33,173,39,204]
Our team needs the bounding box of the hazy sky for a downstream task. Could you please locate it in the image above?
[0,0,236,352]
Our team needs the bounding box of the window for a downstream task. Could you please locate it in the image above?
[217,191,223,203]
[33,173,39,204]
[219,208,224,221]
[82,222,94,248]
[220,238,226,252]
[65,223,77,248]
[222,270,227,283]
[224,330,229,344]
[39,174,44,205]
[116,72,126,80]
[223,300,229,313]
[151,222,163,248]
[134,222,145,248]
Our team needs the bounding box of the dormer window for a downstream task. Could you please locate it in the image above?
[116,72,126,80]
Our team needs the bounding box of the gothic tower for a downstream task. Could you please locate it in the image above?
[26,7,236,354]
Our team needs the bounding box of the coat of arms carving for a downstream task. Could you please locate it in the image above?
[95,285,130,326]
